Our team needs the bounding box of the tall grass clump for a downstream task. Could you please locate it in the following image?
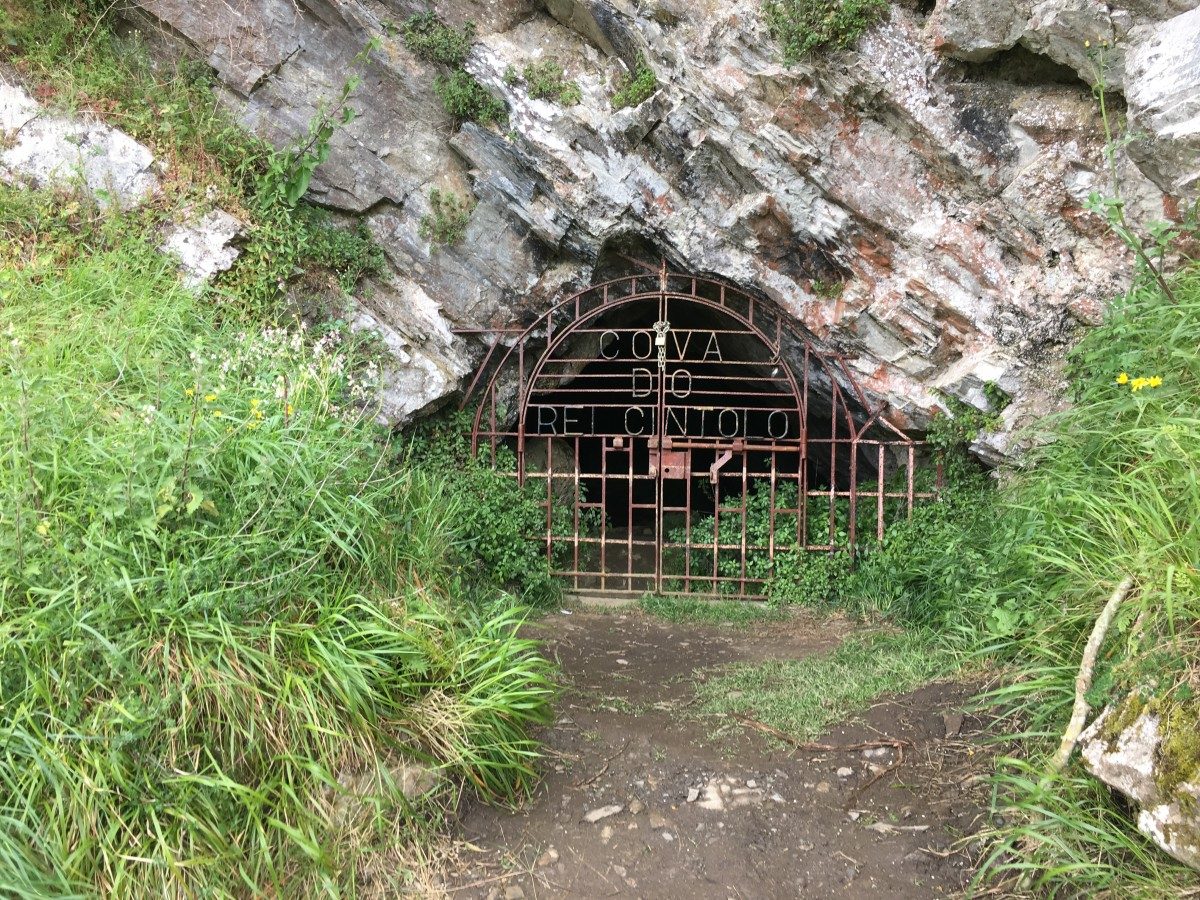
[964,264,1200,895]
[0,208,553,895]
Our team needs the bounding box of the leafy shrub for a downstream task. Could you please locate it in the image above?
[611,59,658,109]
[0,238,554,894]
[764,0,889,63]
[419,188,474,246]
[520,59,582,105]
[402,12,476,67]
[296,206,387,290]
[405,412,563,607]
[434,69,507,124]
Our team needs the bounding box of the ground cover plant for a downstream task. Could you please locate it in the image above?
[0,2,558,894]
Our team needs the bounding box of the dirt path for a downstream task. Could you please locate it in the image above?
[450,610,994,899]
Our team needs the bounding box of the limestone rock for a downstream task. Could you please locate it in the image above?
[161,209,244,288]
[1124,7,1200,200]
[0,80,158,208]
[1080,703,1200,870]
[118,0,1191,455]
[928,0,1028,63]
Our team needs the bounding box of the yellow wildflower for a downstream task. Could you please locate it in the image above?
[1148,376,1163,388]
[205,393,217,403]
[250,398,261,409]
[35,521,49,537]
[1084,39,1091,48]
[1115,372,1129,384]
[247,422,259,430]
[286,403,294,416]
[212,409,224,418]
[185,387,195,397]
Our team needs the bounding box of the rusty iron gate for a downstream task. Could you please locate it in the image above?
[459,265,938,599]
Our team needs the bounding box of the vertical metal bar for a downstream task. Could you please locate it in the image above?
[600,441,608,592]
[800,344,809,549]
[906,445,916,519]
[768,449,777,564]
[574,436,581,590]
[627,440,634,592]
[545,436,554,566]
[684,463,692,593]
[877,443,885,542]
[739,449,748,595]
[828,381,838,546]
[848,437,858,549]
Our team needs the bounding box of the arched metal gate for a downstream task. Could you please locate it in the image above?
[459,265,938,599]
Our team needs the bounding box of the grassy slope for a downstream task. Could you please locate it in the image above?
[0,4,556,895]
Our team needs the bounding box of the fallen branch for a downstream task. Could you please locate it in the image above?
[1049,574,1136,773]
[731,713,909,754]
[571,738,629,788]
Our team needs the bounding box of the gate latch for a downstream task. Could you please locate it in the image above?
[708,441,744,484]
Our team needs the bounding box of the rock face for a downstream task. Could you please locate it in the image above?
[0,78,159,208]
[121,0,1198,450]
[1080,702,1200,870]
[1,76,245,288]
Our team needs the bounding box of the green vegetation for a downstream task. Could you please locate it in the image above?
[419,187,474,246]
[964,265,1200,895]
[639,594,786,628]
[0,3,557,893]
[517,59,583,105]
[405,412,564,608]
[401,12,476,67]
[764,0,889,63]
[696,631,953,741]
[925,386,1009,451]
[400,11,507,127]
[611,59,658,110]
[433,69,507,125]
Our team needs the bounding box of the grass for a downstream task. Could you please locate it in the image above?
[639,594,786,628]
[0,212,557,895]
[695,631,955,741]
[0,3,561,893]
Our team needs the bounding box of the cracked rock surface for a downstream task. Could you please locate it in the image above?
[123,0,1197,448]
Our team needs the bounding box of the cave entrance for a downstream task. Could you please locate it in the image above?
[461,264,937,600]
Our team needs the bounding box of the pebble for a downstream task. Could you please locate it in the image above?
[601,825,614,844]
[536,847,559,867]
[836,767,853,778]
[628,798,645,815]
[746,779,757,788]
[584,804,623,823]
[504,887,525,900]
[649,813,669,829]
[815,781,831,794]
[662,832,675,842]
[686,787,700,802]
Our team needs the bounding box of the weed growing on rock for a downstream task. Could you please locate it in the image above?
[419,188,474,246]
[764,0,889,63]
[434,69,507,125]
[611,59,658,110]
[520,59,582,105]
[402,12,476,67]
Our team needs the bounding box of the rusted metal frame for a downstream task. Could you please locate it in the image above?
[518,292,806,416]
[848,436,859,549]
[877,443,886,542]
[740,449,749,593]
[600,439,609,591]
[574,436,581,589]
[545,436,554,567]
[464,271,814,435]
